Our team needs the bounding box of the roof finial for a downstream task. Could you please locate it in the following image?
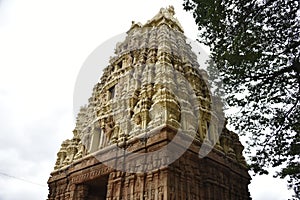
[168,5,175,16]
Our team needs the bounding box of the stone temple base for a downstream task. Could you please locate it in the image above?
[48,127,251,200]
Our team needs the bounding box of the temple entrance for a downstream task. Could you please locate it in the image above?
[85,175,109,200]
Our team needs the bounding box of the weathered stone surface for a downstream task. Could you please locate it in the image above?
[48,6,251,199]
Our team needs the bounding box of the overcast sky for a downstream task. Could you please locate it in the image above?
[0,0,294,199]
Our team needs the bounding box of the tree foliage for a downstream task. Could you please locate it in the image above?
[183,0,300,197]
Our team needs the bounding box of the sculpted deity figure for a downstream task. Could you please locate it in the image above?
[126,54,133,67]
[134,115,142,126]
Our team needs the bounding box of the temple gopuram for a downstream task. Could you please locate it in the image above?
[48,6,251,200]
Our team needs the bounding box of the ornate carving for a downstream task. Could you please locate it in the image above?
[49,6,250,200]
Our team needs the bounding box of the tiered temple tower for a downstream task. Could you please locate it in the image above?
[48,6,251,200]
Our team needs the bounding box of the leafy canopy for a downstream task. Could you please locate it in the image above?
[183,0,300,197]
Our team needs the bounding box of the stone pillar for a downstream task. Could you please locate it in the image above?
[68,184,76,200]
[47,183,56,200]
[75,184,89,199]
[89,123,101,152]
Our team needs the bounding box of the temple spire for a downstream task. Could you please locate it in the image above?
[128,5,184,33]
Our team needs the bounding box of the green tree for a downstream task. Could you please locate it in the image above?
[183,0,300,198]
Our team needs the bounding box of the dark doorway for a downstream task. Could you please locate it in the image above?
[86,175,109,200]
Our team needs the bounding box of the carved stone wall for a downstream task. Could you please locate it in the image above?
[48,128,250,199]
[48,6,251,200]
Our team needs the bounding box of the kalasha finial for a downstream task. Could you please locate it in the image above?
[168,5,175,16]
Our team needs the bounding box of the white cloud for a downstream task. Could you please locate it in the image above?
[250,173,294,200]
